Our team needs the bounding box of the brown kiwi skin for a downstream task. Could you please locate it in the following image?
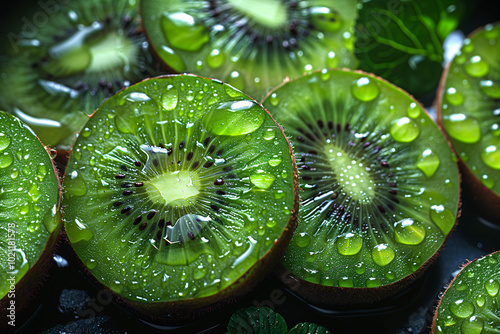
[264,69,462,308]
[436,57,500,223]
[0,154,63,334]
[61,73,300,325]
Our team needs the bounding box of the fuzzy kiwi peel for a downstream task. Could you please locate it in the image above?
[432,250,500,334]
[262,68,461,306]
[0,0,162,147]
[61,74,299,324]
[0,111,62,331]
[141,0,358,100]
[436,23,500,223]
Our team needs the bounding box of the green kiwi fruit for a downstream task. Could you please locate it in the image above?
[0,111,62,330]
[0,0,162,147]
[141,0,358,99]
[289,322,331,334]
[432,250,500,333]
[262,68,461,306]
[61,74,298,324]
[227,306,288,334]
[437,23,500,222]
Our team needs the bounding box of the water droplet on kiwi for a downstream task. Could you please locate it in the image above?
[336,232,362,255]
[475,295,485,307]
[372,244,395,266]
[390,117,420,142]
[158,45,185,72]
[481,174,495,189]
[354,262,365,274]
[42,205,60,233]
[11,168,18,179]
[250,173,276,190]
[269,93,280,106]
[320,68,331,81]
[394,218,426,245]
[0,152,13,168]
[310,7,342,32]
[464,55,489,77]
[445,87,465,105]
[443,114,481,143]
[263,129,276,141]
[227,71,245,91]
[295,232,310,248]
[366,278,382,288]
[407,102,420,118]
[66,171,87,197]
[110,280,123,294]
[326,51,339,68]
[430,205,455,234]
[269,155,282,167]
[351,77,380,102]
[162,84,178,110]
[450,299,475,318]
[66,218,93,243]
[485,278,499,296]
[161,12,209,52]
[37,163,48,182]
[0,133,10,151]
[203,100,265,136]
[11,249,30,279]
[461,316,484,334]
[206,49,225,69]
[444,315,456,326]
[417,149,440,177]
[28,182,41,202]
[481,144,500,169]
[193,265,207,280]
[339,277,354,288]
[479,80,500,99]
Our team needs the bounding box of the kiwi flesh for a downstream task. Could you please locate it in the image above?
[262,68,461,306]
[141,0,358,100]
[437,23,500,222]
[0,111,62,330]
[432,250,500,333]
[61,74,298,324]
[0,0,162,147]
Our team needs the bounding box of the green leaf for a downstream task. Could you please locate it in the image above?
[355,0,463,96]
[289,322,332,334]
[227,306,288,334]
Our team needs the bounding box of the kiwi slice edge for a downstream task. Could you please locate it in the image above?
[61,73,299,324]
[263,68,461,306]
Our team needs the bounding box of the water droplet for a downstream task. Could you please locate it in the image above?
[28,183,41,202]
[110,280,123,294]
[407,102,420,118]
[430,205,455,235]
[366,278,382,288]
[339,277,354,288]
[161,12,209,52]
[281,170,287,178]
[444,315,456,326]
[158,45,185,72]
[0,152,15,171]
[263,129,276,141]
[250,173,276,190]
[206,49,224,69]
[443,114,481,143]
[460,316,484,334]
[0,133,10,151]
[43,205,60,234]
[336,232,362,255]
[352,77,380,102]
[310,7,342,32]
[65,171,87,197]
[193,266,207,280]
[268,155,282,166]
[464,55,489,77]
[481,174,495,189]
[394,218,426,245]
[269,93,279,106]
[19,203,30,215]
[162,85,178,111]
[417,148,440,177]
[37,163,48,182]
[81,127,91,138]
[11,168,19,179]
[390,117,420,142]
[326,51,338,68]
[481,143,500,169]
[320,68,331,81]
[227,71,245,91]
[372,244,395,266]
[479,80,500,99]
[202,100,265,136]
[86,259,97,270]
[485,278,499,296]
[445,87,465,105]
[66,218,93,243]
[295,232,310,247]
[354,262,365,274]
[475,295,485,307]
[450,299,474,318]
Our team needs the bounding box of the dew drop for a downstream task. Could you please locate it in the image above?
[339,277,354,288]
[227,71,245,91]
[336,232,362,255]
[0,152,13,168]
[450,299,475,318]
[202,100,265,136]
[269,93,279,106]
[81,127,91,138]
[485,278,499,296]
[445,87,465,105]
[86,259,97,270]
[475,295,485,307]
[310,7,342,32]
[479,80,500,99]
[366,278,382,288]
[269,155,282,166]
[464,55,489,77]
[193,266,207,280]
[66,218,93,243]
[430,205,455,235]
[158,45,185,72]
[162,85,178,111]
[161,12,209,52]
[295,232,310,247]
[481,143,500,169]
[372,244,395,266]
[206,49,224,69]
[351,77,380,102]
[43,205,60,234]
[407,102,420,118]
[110,281,123,294]
[250,173,276,190]
[11,168,19,179]
[19,203,30,215]
[481,174,495,189]
[443,114,481,143]
[263,129,276,141]
[417,149,440,177]
[394,218,426,245]
[0,133,10,151]
[326,51,338,68]
[354,262,365,274]
[460,316,484,334]
[66,171,88,197]
[444,315,456,326]
[390,117,420,142]
[28,183,41,202]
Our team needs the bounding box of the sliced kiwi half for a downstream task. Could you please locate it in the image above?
[0,111,62,328]
[262,68,461,306]
[437,23,500,222]
[0,0,162,147]
[62,74,298,324]
[432,250,500,333]
[141,0,358,99]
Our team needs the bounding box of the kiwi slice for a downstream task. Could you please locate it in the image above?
[0,111,61,328]
[432,251,500,333]
[0,0,162,147]
[262,69,461,306]
[141,0,358,99]
[289,322,331,334]
[227,306,288,334]
[437,23,500,222]
[61,74,298,323]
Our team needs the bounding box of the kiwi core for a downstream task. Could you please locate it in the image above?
[148,171,201,207]
[325,145,375,202]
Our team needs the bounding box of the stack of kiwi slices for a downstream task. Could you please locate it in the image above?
[0,0,163,147]
[262,69,461,306]
[141,0,358,99]
[437,23,500,222]
[61,74,299,324]
[0,111,62,330]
